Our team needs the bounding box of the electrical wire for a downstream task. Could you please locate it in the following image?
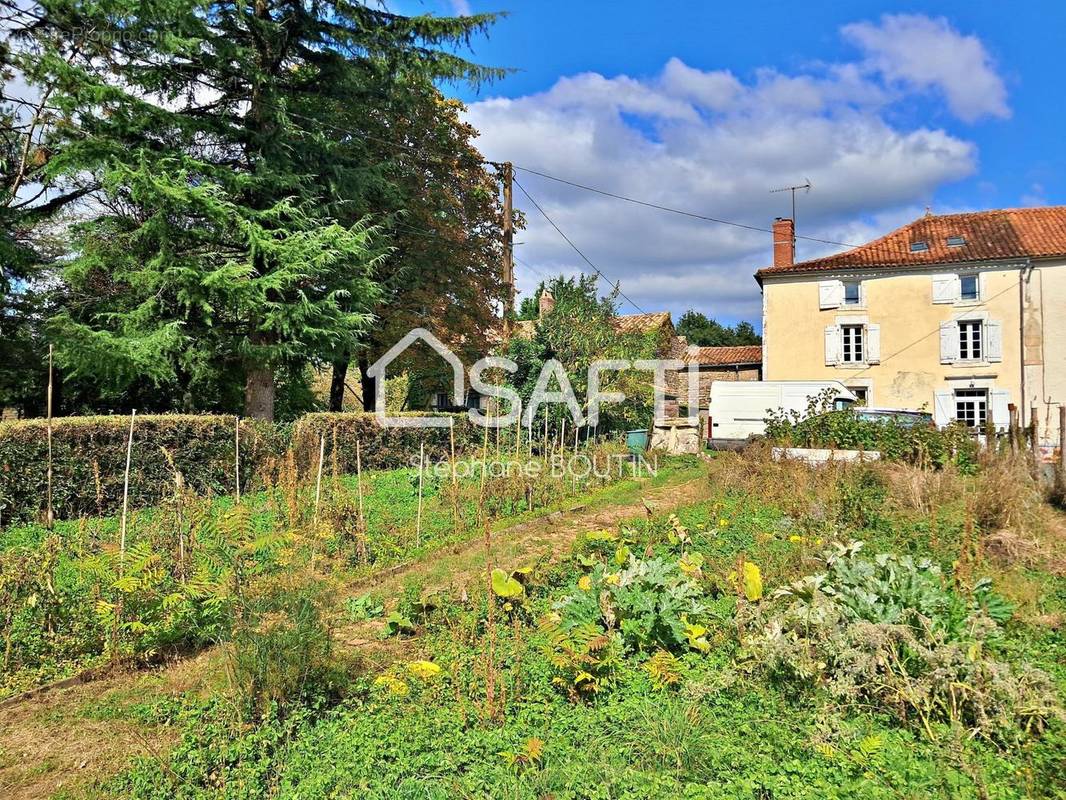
[845,277,1022,378]
[513,175,646,314]
[512,164,864,250]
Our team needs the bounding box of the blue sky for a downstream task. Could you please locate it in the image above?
[412,0,1066,326]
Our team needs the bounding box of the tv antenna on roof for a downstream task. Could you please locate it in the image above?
[770,180,812,241]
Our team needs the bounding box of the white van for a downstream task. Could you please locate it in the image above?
[706,380,857,446]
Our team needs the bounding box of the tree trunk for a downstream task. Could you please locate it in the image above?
[329,359,349,412]
[245,364,275,421]
[359,354,376,413]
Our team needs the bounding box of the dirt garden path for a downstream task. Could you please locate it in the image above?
[0,464,713,800]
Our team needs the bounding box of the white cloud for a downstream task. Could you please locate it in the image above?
[449,0,472,16]
[465,15,1005,323]
[842,14,1009,123]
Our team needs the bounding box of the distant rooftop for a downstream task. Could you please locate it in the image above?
[682,345,762,367]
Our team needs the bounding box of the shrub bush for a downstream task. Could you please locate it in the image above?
[747,541,1062,742]
[763,392,978,469]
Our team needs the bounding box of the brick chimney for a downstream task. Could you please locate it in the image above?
[538,288,556,318]
[772,217,795,268]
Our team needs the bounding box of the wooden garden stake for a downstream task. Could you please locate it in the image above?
[311,434,325,569]
[514,399,522,457]
[113,408,136,659]
[119,409,136,576]
[449,423,459,533]
[1058,404,1066,495]
[234,415,241,504]
[46,344,54,529]
[313,433,326,523]
[416,442,425,547]
[1030,405,1040,466]
[479,418,490,524]
[572,424,580,489]
[355,438,367,563]
[494,408,500,459]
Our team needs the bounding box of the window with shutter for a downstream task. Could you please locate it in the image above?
[841,325,864,363]
[954,389,988,428]
[986,320,1002,362]
[824,325,839,365]
[819,280,843,310]
[958,321,982,361]
[932,274,959,304]
[939,322,958,363]
[866,324,880,364]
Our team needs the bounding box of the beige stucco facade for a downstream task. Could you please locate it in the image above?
[761,257,1066,445]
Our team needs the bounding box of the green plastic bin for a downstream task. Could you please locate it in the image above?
[626,429,649,454]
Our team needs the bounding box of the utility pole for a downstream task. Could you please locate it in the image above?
[501,161,515,321]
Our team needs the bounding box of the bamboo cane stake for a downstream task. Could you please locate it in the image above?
[311,434,325,569]
[119,409,136,575]
[113,408,136,659]
[355,438,367,563]
[313,433,326,523]
[450,422,459,533]
[479,417,490,524]
[234,415,241,504]
[514,399,522,457]
[415,442,425,547]
[46,344,54,529]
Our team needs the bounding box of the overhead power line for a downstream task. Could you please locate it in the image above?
[513,176,646,314]
[513,165,862,250]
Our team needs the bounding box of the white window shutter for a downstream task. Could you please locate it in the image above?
[866,324,881,364]
[939,321,958,363]
[933,390,954,427]
[932,274,959,304]
[990,389,1010,429]
[819,280,842,310]
[824,325,839,365]
[986,320,1003,362]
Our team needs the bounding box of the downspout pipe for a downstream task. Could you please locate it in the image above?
[1018,258,1033,426]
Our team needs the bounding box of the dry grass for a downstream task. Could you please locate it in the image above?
[707,444,845,518]
[970,452,1046,535]
[879,461,964,516]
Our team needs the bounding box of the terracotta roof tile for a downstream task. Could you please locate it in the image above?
[683,345,763,366]
[757,206,1066,279]
[611,312,672,334]
[513,311,673,340]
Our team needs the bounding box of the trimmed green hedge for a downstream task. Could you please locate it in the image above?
[291,412,483,475]
[0,411,479,526]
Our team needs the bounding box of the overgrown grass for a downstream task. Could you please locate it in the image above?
[1,444,692,699]
[100,450,1065,800]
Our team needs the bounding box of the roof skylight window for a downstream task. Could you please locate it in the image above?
[910,241,929,252]
[946,235,966,246]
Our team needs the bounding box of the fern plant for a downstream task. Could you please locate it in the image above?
[538,617,622,701]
